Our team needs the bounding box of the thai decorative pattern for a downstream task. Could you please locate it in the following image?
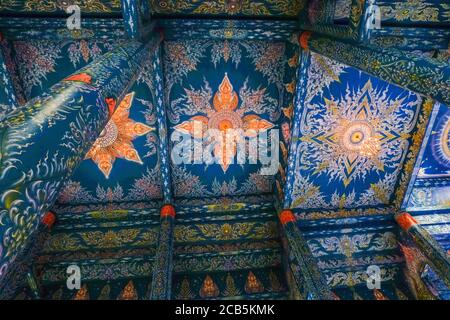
[85,92,153,178]
[150,206,175,299]
[173,73,275,172]
[117,280,138,300]
[301,32,450,106]
[173,268,287,299]
[43,277,154,299]
[54,44,162,205]
[406,103,450,211]
[286,50,426,212]
[0,37,158,286]
[380,0,449,24]
[0,0,122,15]
[0,18,126,41]
[333,0,449,25]
[171,206,289,299]
[12,39,124,100]
[244,271,264,294]
[150,0,306,17]
[42,228,159,252]
[174,221,278,242]
[35,199,160,298]
[299,215,407,290]
[158,19,299,41]
[152,45,173,203]
[164,39,298,199]
[0,1,448,301]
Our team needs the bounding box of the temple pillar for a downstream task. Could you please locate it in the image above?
[300,0,370,42]
[121,0,153,40]
[299,31,449,106]
[283,48,311,208]
[279,209,334,300]
[153,40,172,204]
[150,204,176,300]
[0,35,161,285]
[395,212,450,287]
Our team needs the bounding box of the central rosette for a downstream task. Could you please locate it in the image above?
[336,120,381,159]
[341,121,376,153]
[97,121,119,148]
[208,111,243,132]
[174,73,275,172]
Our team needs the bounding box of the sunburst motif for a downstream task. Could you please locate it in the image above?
[300,79,415,187]
[432,111,450,169]
[174,73,274,172]
[86,92,153,178]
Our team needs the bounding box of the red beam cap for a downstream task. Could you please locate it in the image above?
[395,212,417,231]
[299,31,312,50]
[279,209,296,225]
[160,204,176,218]
[64,73,92,84]
[42,211,56,229]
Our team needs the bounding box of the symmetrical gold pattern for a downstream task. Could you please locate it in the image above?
[174,74,274,172]
[86,92,153,178]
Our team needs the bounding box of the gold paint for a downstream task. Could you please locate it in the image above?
[85,92,153,178]
[199,275,219,298]
[223,274,241,297]
[73,284,89,300]
[206,202,246,212]
[117,281,138,300]
[244,271,264,294]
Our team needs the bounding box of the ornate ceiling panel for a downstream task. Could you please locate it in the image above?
[56,56,162,205]
[406,103,450,211]
[0,0,122,16]
[286,52,429,213]
[334,0,449,26]
[158,19,299,41]
[164,38,298,200]
[150,0,306,17]
[8,39,163,205]
[11,39,124,100]
[35,204,159,299]
[298,215,407,293]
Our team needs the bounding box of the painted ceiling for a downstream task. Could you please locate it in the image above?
[164,38,298,202]
[2,38,162,206]
[334,0,449,26]
[403,101,450,258]
[0,0,449,301]
[0,0,306,17]
[406,102,450,212]
[150,0,305,17]
[285,51,428,216]
[56,48,162,206]
[0,0,122,16]
[297,214,410,298]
